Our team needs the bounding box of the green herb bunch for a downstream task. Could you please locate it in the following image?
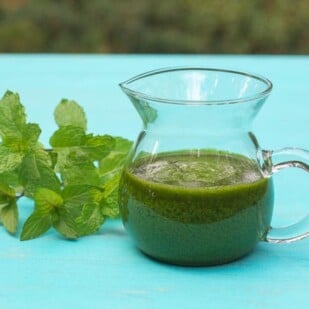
[0,91,132,240]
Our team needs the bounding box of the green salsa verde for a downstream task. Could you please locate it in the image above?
[119,151,274,266]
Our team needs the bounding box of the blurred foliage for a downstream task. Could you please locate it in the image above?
[0,0,308,53]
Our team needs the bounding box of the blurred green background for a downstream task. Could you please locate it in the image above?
[0,0,308,54]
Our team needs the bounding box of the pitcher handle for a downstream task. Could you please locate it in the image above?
[261,147,309,243]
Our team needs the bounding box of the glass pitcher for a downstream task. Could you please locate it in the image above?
[119,67,308,266]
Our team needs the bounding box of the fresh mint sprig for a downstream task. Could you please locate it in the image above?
[0,91,132,240]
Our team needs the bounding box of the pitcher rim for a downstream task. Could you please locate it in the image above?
[119,66,273,105]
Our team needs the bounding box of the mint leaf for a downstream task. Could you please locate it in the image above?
[62,185,104,210]
[0,145,24,173]
[52,208,78,239]
[50,128,115,176]
[20,212,52,241]
[2,123,41,153]
[75,203,104,236]
[60,151,100,186]
[60,185,105,237]
[100,175,121,218]
[0,90,133,240]
[34,188,63,216]
[0,171,22,193]
[19,149,61,198]
[0,91,26,139]
[50,129,115,168]
[99,136,132,179]
[54,99,87,131]
[0,92,43,194]
[49,127,115,188]
[20,123,41,149]
[0,181,17,198]
[98,137,132,218]
[50,126,86,148]
[102,174,120,198]
[99,152,127,181]
[99,137,132,179]
[101,192,120,218]
[114,136,133,153]
[83,134,115,161]
[0,124,41,176]
[46,150,58,169]
[0,199,18,234]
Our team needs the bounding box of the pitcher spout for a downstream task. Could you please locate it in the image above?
[119,67,272,130]
[119,66,272,105]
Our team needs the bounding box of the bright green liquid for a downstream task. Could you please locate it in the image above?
[119,151,274,265]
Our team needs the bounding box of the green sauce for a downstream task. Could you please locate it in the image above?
[119,151,274,266]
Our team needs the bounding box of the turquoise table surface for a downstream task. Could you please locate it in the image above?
[0,54,308,309]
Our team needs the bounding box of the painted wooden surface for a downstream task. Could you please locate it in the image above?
[0,55,308,309]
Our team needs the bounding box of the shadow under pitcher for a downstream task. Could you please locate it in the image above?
[118,67,309,266]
